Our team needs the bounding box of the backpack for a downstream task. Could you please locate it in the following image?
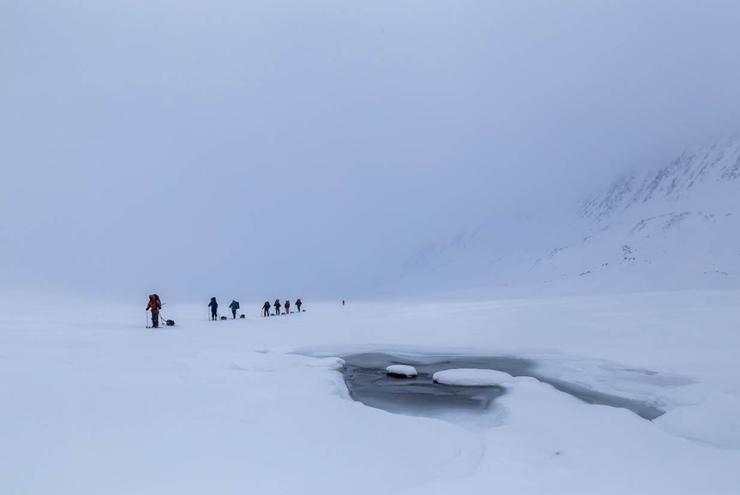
[148,295,161,311]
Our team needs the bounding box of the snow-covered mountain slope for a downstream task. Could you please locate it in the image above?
[395,134,740,296]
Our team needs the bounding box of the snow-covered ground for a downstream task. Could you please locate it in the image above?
[1,290,739,494]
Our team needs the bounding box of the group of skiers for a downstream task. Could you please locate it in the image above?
[262,298,303,317]
[207,297,243,320]
[145,294,307,328]
[209,297,304,320]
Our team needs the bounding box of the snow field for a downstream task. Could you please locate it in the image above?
[0,290,739,494]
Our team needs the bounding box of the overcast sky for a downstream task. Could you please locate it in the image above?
[2,0,740,302]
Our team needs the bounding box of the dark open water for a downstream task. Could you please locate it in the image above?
[342,352,664,420]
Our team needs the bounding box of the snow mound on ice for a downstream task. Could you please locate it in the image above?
[386,365,418,378]
[433,369,513,386]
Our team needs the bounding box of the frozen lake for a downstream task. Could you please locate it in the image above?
[342,352,665,420]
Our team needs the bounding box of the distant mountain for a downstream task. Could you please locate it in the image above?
[582,133,740,219]
[395,134,740,296]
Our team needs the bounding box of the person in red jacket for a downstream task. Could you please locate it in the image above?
[146,294,162,328]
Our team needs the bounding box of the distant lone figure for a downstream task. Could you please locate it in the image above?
[274,299,281,316]
[229,300,240,319]
[342,300,346,306]
[295,298,302,312]
[262,301,271,317]
[208,297,218,321]
[146,294,162,328]
[284,300,291,314]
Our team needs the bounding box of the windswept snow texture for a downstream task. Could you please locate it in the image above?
[1,291,739,494]
[397,135,740,296]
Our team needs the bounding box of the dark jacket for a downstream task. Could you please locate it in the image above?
[146,294,162,314]
[208,298,218,309]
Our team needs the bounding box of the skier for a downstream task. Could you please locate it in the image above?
[295,298,302,312]
[208,297,218,321]
[284,299,291,314]
[146,294,162,328]
[274,299,281,316]
[229,300,240,319]
[262,301,271,317]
